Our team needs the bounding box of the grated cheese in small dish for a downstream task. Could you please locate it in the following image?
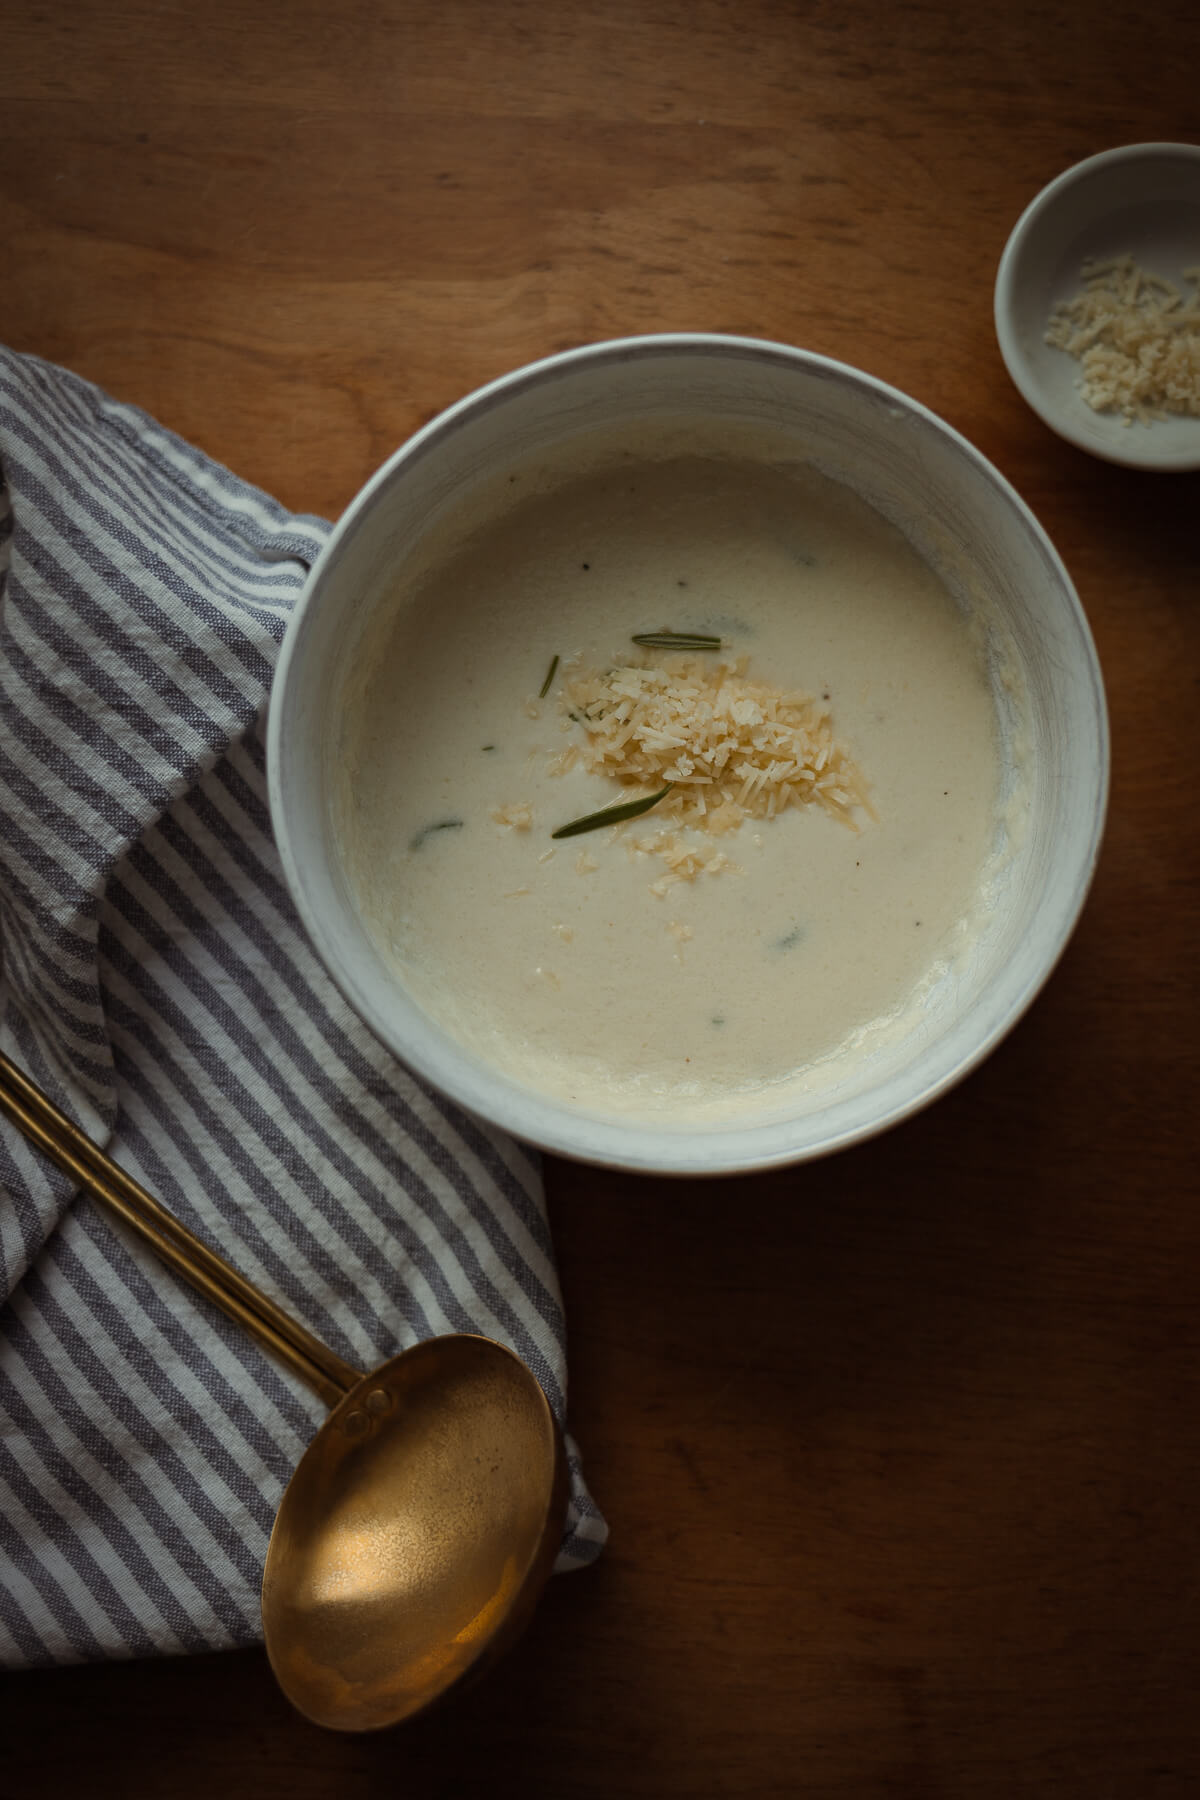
[1045,254,1200,424]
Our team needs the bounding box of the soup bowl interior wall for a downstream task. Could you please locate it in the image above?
[267,336,1108,1175]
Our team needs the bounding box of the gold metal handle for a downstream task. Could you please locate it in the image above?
[0,1048,363,1409]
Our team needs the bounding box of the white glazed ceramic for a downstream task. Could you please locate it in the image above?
[995,143,1200,471]
[267,335,1108,1176]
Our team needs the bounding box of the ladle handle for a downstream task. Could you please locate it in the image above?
[0,1048,362,1409]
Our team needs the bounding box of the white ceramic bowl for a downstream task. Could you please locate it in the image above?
[267,335,1108,1176]
[995,143,1200,471]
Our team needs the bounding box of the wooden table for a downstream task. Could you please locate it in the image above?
[3,2,1198,1793]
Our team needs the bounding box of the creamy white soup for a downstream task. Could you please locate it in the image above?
[336,443,1010,1121]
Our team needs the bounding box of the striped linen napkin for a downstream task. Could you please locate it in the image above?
[0,346,606,1669]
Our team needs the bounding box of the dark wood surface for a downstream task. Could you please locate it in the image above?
[3,2,1199,1794]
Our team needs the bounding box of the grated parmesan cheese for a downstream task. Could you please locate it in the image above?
[491,801,534,830]
[560,653,872,888]
[1045,254,1200,424]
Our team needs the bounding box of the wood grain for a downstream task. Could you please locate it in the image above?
[3,1,1199,1794]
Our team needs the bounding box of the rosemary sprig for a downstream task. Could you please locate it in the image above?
[631,630,722,651]
[551,782,674,840]
[538,653,560,698]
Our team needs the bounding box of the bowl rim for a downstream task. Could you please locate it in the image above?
[268,332,1110,1176]
[994,141,1200,472]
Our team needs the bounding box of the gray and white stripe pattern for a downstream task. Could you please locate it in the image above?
[0,347,606,1669]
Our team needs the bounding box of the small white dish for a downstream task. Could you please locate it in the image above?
[995,143,1200,471]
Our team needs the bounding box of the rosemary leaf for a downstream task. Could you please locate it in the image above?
[631,630,722,651]
[551,783,674,840]
[409,818,464,851]
[538,653,560,698]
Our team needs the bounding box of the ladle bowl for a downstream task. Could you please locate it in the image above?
[263,1334,567,1731]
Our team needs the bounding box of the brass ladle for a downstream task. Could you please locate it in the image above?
[0,1047,568,1732]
